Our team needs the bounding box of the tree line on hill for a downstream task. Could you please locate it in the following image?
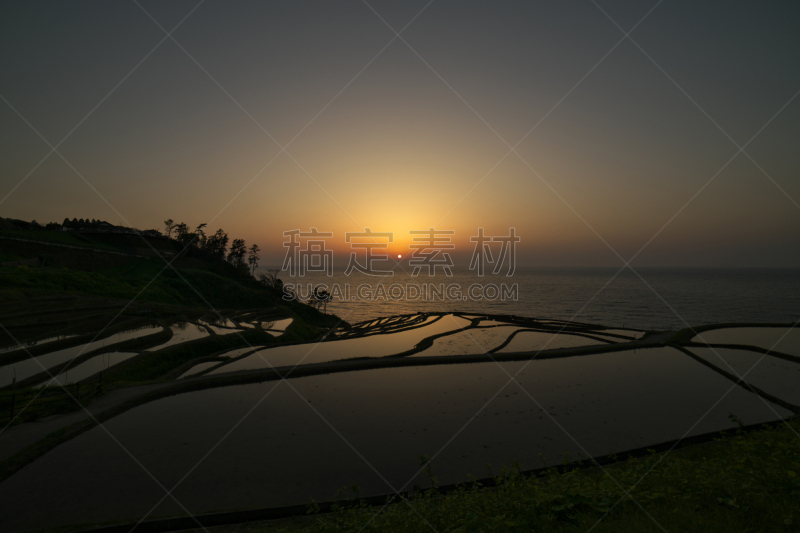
[62,218,108,228]
[6,217,162,236]
[1,216,276,286]
[2,217,333,308]
[163,219,264,279]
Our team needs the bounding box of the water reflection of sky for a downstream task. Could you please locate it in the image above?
[1,347,787,531]
[208,315,471,373]
[694,327,800,357]
[0,326,159,387]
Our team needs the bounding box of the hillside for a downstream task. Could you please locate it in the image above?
[0,221,339,326]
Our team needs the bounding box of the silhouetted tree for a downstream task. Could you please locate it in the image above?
[310,286,331,313]
[247,244,260,275]
[174,222,194,247]
[258,269,282,289]
[204,228,229,259]
[227,239,247,267]
[194,223,208,248]
[164,219,175,238]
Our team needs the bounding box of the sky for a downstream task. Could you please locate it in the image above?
[1,0,799,268]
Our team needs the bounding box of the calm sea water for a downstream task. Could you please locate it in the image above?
[278,268,800,330]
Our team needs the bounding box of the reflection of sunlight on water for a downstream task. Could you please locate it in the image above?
[218,347,263,359]
[41,352,138,386]
[208,315,470,373]
[497,331,606,353]
[178,361,222,379]
[413,326,522,356]
[178,347,269,380]
[263,318,293,332]
[202,317,237,328]
[0,334,81,354]
[0,326,159,387]
[150,323,209,350]
[202,324,240,336]
[598,329,644,340]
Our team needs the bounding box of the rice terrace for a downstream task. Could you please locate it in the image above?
[0,218,797,532]
[2,2,800,532]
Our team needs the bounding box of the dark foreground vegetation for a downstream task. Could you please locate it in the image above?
[196,419,800,533]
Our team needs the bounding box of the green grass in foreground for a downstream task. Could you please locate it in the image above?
[212,419,800,533]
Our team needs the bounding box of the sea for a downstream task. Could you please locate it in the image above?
[274,267,800,330]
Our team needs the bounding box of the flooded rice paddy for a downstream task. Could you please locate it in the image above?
[207,315,471,374]
[497,331,607,353]
[412,326,522,356]
[152,323,210,350]
[693,327,800,356]
[0,310,796,532]
[690,346,800,406]
[0,334,80,355]
[265,318,293,332]
[40,351,138,386]
[178,361,224,379]
[0,347,787,532]
[0,326,160,387]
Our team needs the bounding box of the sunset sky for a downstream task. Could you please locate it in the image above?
[1,1,799,267]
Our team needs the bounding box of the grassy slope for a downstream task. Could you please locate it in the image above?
[206,420,800,533]
[0,228,121,250]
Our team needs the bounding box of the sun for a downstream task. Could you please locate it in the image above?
[397,254,402,259]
